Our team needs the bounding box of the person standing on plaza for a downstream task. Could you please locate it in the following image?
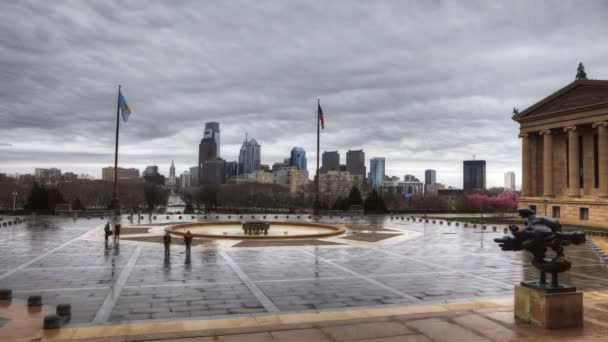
[184,230,193,257]
[163,231,171,257]
[114,223,121,242]
[104,222,112,241]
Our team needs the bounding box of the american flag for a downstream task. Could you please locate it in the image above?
[318,100,324,129]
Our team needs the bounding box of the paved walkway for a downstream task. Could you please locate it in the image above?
[13,291,608,341]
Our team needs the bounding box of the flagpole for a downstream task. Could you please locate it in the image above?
[315,98,320,215]
[111,85,121,211]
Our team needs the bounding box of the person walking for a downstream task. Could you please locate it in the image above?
[184,230,193,257]
[114,223,121,242]
[163,232,171,257]
[104,222,111,241]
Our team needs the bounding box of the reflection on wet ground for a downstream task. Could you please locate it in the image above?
[0,215,606,325]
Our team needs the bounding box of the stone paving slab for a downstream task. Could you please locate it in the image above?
[109,282,266,322]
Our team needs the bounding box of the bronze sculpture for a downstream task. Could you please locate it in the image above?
[494,208,586,293]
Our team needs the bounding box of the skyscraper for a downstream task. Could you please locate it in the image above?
[201,158,226,186]
[290,147,307,171]
[504,171,516,191]
[320,151,340,173]
[167,160,177,190]
[369,158,385,189]
[204,122,220,157]
[463,160,486,192]
[424,169,436,185]
[346,150,366,178]
[198,137,217,186]
[238,137,261,175]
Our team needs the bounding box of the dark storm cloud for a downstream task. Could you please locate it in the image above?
[1,0,608,186]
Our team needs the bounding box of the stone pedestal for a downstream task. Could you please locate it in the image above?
[514,285,583,329]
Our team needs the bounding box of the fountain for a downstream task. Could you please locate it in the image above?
[165,220,344,239]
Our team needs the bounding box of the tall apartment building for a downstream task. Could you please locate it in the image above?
[320,151,340,173]
[346,150,366,178]
[463,160,486,192]
[504,171,516,191]
[369,158,385,189]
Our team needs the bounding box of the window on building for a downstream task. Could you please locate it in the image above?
[552,206,561,218]
[529,205,537,213]
[594,133,599,189]
[579,135,584,189]
[580,208,589,220]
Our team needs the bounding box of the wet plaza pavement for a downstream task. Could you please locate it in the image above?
[1,215,607,327]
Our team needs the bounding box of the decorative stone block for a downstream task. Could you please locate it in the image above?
[56,304,71,317]
[43,314,62,329]
[0,289,12,300]
[28,295,42,307]
[514,285,583,329]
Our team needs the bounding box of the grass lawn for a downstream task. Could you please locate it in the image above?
[429,215,608,233]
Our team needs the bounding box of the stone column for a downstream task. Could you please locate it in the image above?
[539,130,554,197]
[519,133,531,196]
[564,126,579,197]
[593,122,608,197]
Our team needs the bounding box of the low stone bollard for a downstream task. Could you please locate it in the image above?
[464,223,468,228]
[166,216,170,219]
[455,223,459,226]
[0,289,12,300]
[493,226,497,231]
[43,314,62,329]
[153,216,157,220]
[216,216,219,219]
[28,295,42,307]
[472,224,477,228]
[56,304,71,318]
[447,222,451,226]
[482,226,487,230]
[275,216,278,219]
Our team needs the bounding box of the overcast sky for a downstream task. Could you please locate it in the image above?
[1,1,607,188]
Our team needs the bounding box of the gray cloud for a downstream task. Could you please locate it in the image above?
[1,0,608,187]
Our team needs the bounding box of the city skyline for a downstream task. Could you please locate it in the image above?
[2,2,607,187]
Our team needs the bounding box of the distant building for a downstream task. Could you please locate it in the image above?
[238,137,261,175]
[504,171,516,191]
[102,167,140,183]
[381,174,424,197]
[167,160,178,190]
[320,151,340,174]
[35,168,62,185]
[346,150,366,178]
[438,188,465,198]
[189,166,199,188]
[290,147,307,171]
[369,158,385,189]
[225,161,238,181]
[180,171,190,188]
[273,166,309,195]
[463,160,486,192]
[232,170,273,184]
[143,165,165,185]
[425,183,445,196]
[201,158,226,186]
[204,122,220,157]
[318,171,364,204]
[198,136,217,186]
[272,161,291,171]
[424,169,436,185]
[18,174,34,184]
[61,172,78,182]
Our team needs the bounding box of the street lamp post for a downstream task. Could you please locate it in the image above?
[11,190,18,214]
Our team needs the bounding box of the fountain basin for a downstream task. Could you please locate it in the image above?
[165,221,345,239]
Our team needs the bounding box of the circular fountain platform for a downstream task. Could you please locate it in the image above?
[165,221,345,239]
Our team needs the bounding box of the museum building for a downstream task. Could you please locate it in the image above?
[514,78,608,227]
